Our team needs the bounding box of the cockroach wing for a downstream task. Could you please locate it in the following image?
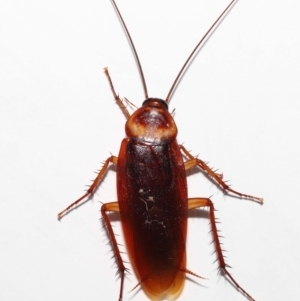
[117,138,188,299]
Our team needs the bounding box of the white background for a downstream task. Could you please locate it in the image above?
[1,0,300,300]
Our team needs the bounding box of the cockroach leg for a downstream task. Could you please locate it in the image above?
[181,145,263,204]
[124,97,138,110]
[101,202,127,301]
[104,67,131,119]
[188,198,256,301]
[184,158,222,179]
[57,155,118,219]
[180,268,206,280]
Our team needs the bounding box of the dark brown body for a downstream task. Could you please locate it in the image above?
[58,1,263,300]
[117,99,187,298]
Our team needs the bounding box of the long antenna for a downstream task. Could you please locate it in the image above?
[165,0,238,103]
[110,0,148,99]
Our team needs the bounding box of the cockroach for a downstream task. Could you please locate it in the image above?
[58,0,263,300]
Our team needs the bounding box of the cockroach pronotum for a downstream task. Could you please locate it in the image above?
[58,0,263,300]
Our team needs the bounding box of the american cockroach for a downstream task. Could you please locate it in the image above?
[58,0,263,300]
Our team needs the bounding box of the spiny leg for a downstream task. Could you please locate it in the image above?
[181,145,263,203]
[101,202,127,301]
[104,67,131,119]
[188,197,256,301]
[124,97,138,110]
[58,156,118,219]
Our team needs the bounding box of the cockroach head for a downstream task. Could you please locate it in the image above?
[142,98,168,110]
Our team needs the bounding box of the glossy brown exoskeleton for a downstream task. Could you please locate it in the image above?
[58,0,263,300]
[118,98,188,298]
